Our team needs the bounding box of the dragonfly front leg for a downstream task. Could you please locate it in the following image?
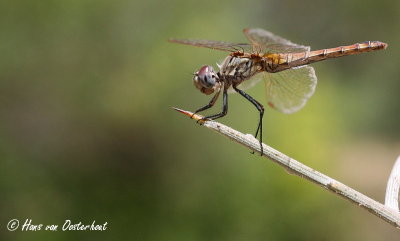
[233,85,264,155]
[193,88,221,116]
[203,87,228,120]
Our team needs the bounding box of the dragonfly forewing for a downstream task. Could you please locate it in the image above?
[168,38,251,53]
[243,28,310,54]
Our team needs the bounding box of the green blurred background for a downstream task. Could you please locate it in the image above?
[1,0,399,240]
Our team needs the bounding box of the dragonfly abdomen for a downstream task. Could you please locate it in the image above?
[267,41,388,72]
[301,41,387,64]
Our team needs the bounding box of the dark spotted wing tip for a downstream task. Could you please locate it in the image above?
[168,38,181,43]
[168,38,192,44]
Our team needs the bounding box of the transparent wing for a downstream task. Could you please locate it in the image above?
[264,65,317,114]
[243,28,310,53]
[169,38,252,53]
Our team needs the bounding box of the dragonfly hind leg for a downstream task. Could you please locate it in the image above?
[232,85,264,155]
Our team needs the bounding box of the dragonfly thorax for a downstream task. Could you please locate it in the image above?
[219,55,263,85]
[193,65,221,95]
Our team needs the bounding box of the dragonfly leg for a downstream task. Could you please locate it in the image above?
[193,89,221,117]
[233,85,264,155]
[202,87,228,120]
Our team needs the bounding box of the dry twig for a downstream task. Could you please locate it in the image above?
[173,107,400,228]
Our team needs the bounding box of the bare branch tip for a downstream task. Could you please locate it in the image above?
[172,107,204,122]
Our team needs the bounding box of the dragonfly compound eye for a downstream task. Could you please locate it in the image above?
[193,65,219,95]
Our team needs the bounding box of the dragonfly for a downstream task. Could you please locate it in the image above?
[169,28,387,154]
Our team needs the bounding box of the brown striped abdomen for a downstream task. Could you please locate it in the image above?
[265,41,388,73]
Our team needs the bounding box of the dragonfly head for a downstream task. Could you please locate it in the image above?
[193,65,221,95]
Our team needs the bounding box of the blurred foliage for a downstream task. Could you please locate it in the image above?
[0,0,399,240]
